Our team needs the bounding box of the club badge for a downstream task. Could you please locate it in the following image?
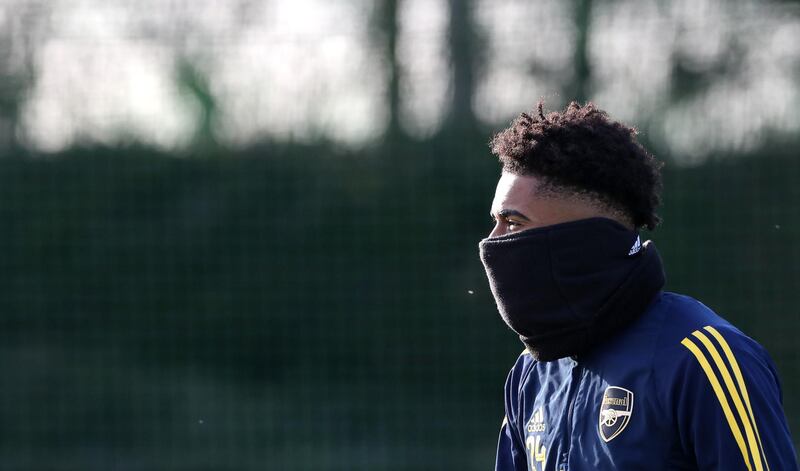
[598,386,634,442]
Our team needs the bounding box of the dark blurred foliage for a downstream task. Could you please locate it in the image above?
[1,137,799,469]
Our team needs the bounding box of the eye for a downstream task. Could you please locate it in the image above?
[507,220,523,230]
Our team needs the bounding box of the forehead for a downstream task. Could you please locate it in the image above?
[490,172,541,213]
[490,172,605,227]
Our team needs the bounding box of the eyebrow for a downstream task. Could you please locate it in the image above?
[490,209,532,221]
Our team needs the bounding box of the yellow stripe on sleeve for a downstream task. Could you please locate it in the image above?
[705,326,771,471]
[692,330,762,471]
[681,337,752,471]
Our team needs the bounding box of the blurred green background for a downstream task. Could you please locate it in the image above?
[0,0,799,469]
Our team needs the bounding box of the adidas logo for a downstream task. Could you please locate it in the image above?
[628,236,642,256]
[527,407,546,433]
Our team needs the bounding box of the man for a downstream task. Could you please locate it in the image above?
[479,102,798,470]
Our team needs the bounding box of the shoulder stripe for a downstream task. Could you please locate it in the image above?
[705,326,771,471]
[691,330,763,471]
[681,336,752,471]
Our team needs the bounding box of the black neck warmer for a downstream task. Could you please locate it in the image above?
[479,217,665,362]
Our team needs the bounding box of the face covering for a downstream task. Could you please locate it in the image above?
[479,217,665,361]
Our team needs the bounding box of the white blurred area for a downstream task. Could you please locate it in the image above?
[473,0,575,124]
[13,0,387,151]
[591,0,800,164]
[2,0,800,163]
[397,0,450,138]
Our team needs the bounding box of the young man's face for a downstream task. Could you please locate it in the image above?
[487,172,611,238]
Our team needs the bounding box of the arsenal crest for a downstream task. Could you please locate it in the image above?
[598,386,634,442]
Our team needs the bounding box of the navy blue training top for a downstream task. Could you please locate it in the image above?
[495,292,799,471]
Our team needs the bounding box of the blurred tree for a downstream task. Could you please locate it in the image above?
[375,0,403,144]
[0,0,50,156]
[444,0,480,136]
[176,59,220,154]
[570,0,592,104]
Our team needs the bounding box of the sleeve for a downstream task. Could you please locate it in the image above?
[495,360,529,471]
[672,325,799,470]
[495,415,528,471]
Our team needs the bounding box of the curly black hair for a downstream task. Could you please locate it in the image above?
[490,101,663,230]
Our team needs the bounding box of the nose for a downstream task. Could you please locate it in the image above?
[488,222,504,239]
